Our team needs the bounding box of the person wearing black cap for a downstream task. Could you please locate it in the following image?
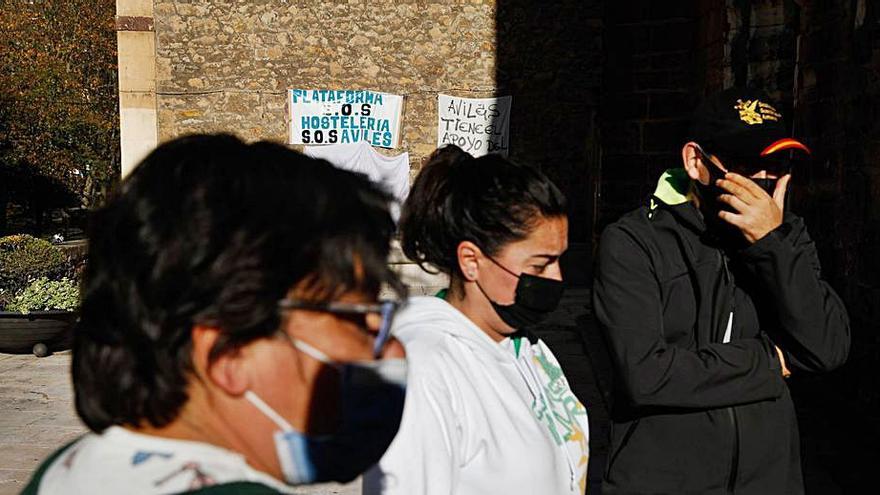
[593,88,850,494]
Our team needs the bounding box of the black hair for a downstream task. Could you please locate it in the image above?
[399,145,567,275]
[73,134,403,432]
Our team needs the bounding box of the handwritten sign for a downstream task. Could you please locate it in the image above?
[437,94,511,157]
[289,89,404,148]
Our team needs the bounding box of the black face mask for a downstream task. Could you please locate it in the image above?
[752,177,778,197]
[693,157,748,249]
[476,256,565,329]
[694,158,727,207]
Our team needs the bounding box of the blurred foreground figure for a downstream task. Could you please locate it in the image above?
[594,88,850,494]
[24,134,407,494]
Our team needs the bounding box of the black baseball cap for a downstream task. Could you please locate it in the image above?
[689,88,811,161]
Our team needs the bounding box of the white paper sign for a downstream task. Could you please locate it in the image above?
[437,94,511,157]
[289,89,404,148]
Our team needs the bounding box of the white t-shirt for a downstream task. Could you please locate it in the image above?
[33,426,294,494]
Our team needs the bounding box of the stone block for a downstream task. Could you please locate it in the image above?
[116,0,153,17]
[117,31,156,93]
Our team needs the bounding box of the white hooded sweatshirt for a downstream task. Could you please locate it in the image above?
[364,296,589,495]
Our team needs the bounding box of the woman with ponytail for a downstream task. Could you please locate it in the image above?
[364,146,589,495]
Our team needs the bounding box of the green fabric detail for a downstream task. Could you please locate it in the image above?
[21,437,82,495]
[513,336,522,358]
[184,481,283,494]
[434,288,448,299]
[535,352,564,383]
[653,168,693,206]
[529,346,587,450]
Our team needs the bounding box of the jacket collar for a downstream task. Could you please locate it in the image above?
[650,168,707,234]
[652,168,693,206]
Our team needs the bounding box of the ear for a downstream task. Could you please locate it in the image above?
[192,325,250,396]
[682,142,703,182]
[456,240,482,282]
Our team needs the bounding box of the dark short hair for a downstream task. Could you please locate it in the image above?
[73,134,403,432]
[399,146,567,275]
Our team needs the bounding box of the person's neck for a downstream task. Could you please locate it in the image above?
[446,282,508,343]
[128,384,275,476]
[129,387,221,445]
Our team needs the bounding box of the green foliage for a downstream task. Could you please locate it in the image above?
[0,234,68,296]
[0,0,120,208]
[5,277,79,313]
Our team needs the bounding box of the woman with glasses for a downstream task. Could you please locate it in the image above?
[24,134,407,494]
[364,146,590,495]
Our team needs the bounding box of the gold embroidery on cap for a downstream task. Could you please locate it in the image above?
[758,102,781,121]
[735,99,781,125]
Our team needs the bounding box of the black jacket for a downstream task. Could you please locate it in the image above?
[593,169,850,495]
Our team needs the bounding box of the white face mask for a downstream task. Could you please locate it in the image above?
[244,338,407,485]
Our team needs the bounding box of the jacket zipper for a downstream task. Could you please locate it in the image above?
[726,407,740,494]
[721,251,731,284]
[719,250,739,494]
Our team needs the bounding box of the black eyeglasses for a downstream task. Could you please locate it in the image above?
[277,299,400,358]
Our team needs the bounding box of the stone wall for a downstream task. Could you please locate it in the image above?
[153,0,514,182]
[153,0,500,171]
[150,0,604,285]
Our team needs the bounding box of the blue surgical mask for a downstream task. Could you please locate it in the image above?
[245,339,407,485]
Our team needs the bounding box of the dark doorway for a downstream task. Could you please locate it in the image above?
[495,1,603,287]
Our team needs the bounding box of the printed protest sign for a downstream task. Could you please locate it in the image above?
[437,94,511,157]
[289,89,404,148]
